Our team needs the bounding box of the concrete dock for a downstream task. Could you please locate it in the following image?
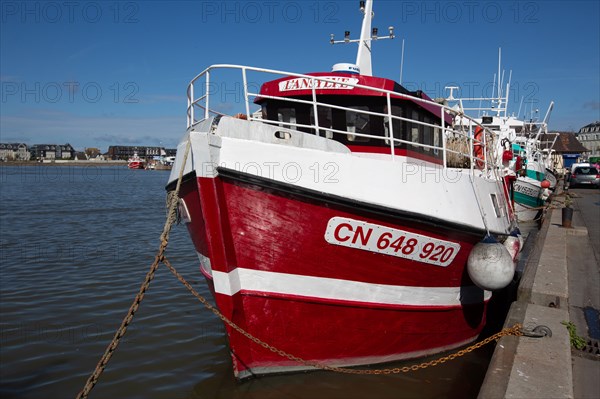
[478,188,600,398]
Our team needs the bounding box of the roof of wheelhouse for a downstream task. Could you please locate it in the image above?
[256,72,451,124]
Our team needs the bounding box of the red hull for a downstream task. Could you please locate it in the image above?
[128,161,144,169]
[179,171,488,378]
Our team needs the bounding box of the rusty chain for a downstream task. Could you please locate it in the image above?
[162,257,524,375]
[75,138,191,399]
[76,134,524,397]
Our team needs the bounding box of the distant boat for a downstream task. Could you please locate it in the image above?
[146,156,174,170]
[127,152,145,169]
[154,162,172,171]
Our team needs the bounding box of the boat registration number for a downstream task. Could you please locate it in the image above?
[324,217,461,267]
[514,182,539,198]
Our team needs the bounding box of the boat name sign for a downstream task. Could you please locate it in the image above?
[279,76,359,92]
[325,217,461,267]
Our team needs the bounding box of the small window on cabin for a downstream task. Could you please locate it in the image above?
[490,194,502,217]
[277,107,297,130]
[310,106,334,138]
[346,105,370,142]
[383,105,404,146]
[423,116,433,152]
[410,110,421,147]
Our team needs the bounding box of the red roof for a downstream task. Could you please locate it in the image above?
[542,132,589,153]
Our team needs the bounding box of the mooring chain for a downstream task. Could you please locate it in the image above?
[75,139,191,399]
[77,134,523,396]
[162,257,524,375]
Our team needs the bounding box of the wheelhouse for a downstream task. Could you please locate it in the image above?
[255,72,450,162]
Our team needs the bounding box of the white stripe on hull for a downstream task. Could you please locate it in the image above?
[212,268,491,307]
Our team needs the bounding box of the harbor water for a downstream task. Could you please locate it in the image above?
[1,165,524,399]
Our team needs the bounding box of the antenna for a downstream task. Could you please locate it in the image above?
[330,0,394,76]
[399,38,405,84]
[542,101,554,124]
[497,48,502,110]
[445,86,459,101]
[534,101,554,141]
[504,70,512,118]
[517,96,524,118]
[491,73,496,108]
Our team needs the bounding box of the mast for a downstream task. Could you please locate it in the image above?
[356,0,374,76]
[330,1,394,76]
[497,48,502,115]
[534,101,554,141]
[399,39,405,84]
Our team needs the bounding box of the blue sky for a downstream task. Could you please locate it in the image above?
[1,0,599,151]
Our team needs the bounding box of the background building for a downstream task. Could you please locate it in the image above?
[29,144,75,160]
[107,146,176,160]
[0,143,31,161]
[576,121,600,161]
[543,132,590,173]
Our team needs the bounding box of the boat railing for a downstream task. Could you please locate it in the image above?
[186,64,498,173]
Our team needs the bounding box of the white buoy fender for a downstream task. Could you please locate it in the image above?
[514,227,524,252]
[503,230,521,262]
[467,235,515,291]
[541,188,551,201]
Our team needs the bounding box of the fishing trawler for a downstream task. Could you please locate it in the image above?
[167,0,519,378]
[511,115,557,221]
[449,55,556,222]
[127,152,145,169]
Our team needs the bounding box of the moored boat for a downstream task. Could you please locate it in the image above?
[127,152,145,169]
[167,0,518,379]
[449,55,555,223]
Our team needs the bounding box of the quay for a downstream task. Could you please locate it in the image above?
[0,160,127,167]
[479,186,600,398]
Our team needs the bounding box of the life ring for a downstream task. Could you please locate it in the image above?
[473,126,485,168]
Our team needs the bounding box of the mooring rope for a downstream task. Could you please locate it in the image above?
[75,138,191,399]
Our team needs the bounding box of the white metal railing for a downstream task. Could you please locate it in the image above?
[185,64,499,172]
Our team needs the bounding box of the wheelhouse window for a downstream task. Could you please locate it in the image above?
[423,115,434,152]
[345,105,371,142]
[384,105,403,146]
[276,107,297,130]
[309,106,334,139]
[261,96,443,159]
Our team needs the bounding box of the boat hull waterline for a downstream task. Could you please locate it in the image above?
[513,177,545,222]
